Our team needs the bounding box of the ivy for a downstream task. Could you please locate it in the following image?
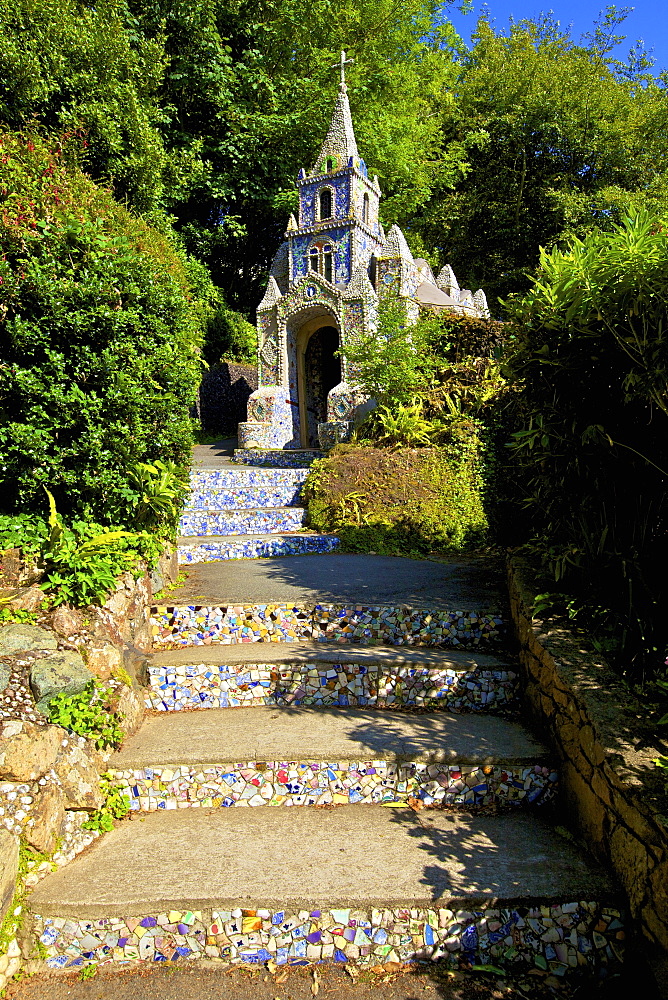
[47,681,124,749]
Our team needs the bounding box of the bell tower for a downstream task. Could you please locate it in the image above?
[288,52,383,287]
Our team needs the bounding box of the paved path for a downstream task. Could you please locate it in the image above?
[167,553,507,608]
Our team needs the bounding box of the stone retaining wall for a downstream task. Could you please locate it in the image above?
[196,362,258,435]
[507,555,668,952]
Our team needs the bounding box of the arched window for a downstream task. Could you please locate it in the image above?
[323,244,333,283]
[326,157,336,173]
[363,193,369,225]
[309,247,319,272]
[319,188,333,220]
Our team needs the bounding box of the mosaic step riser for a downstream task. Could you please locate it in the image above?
[187,486,303,511]
[232,449,323,467]
[190,469,309,490]
[179,508,307,537]
[35,901,625,976]
[145,662,518,713]
[177,536,340,564]
[110,761,559,812]
[151,605,506,649]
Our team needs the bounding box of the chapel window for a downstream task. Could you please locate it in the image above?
[319,188,333,220]
[309,248,319,272]
[363,192,369,225]
[323,244,333,282]
[326,157,336,172]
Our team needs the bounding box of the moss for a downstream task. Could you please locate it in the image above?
[303,445,488,556]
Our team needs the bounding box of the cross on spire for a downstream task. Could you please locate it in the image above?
[332,50,354,89]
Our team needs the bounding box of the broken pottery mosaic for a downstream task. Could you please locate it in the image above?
[36,902,624,976]
[110,760,558,812]
[144,659,518,712]
[150,604,506,649]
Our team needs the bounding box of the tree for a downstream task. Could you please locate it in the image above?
[409,13,668,310]
[0,130,213,524]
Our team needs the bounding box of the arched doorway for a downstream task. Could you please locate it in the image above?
[297,324,341,447]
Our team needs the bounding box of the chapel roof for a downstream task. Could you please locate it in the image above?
[314,82,358,171]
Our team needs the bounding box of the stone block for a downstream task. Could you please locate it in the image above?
[51,606,84,638]
[29,650,92,709]
[610,823,654,912]
[8,585,44,612]
[85,644,122,681]
[26,782,66,854]
[0,625,57,654]
[0,721,62,781]
[110,685,144,737]
[0,665,9,694]
[562,761,606,847]
[54,743,103,811]
[0,829,19,921]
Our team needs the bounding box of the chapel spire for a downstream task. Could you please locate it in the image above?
[312,51,358,174]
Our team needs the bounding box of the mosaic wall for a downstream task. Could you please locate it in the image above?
[237,389,299,451]
[258,314,279,386]
[178,507,306,538]
[150,604,507,649]
[318,420,353,449]
[144,659,518,712]
[177,535,340,565]
[190,469,309,490]
[187,485,302,511]
[231,449,323,467]
[36,901,625,976]
[111,761,558,812]
[290,226,352,283]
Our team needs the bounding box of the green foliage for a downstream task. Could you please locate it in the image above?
[304,445,488,555]
[202,303,257,366]
[363,401,435,449]
[342,299,440,407]
[413,11,668,311]
[0,608,40,626]
[128,460,189,530]
[0,129,210,527]
[47,681,124,749]
[503,211,668,680]
[82,773,131,833]
[78,963,98,981]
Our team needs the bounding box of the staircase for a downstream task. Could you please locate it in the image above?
[26,443,625,986]
[177,442,339,564]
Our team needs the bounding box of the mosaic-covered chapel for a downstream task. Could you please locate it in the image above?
[238,54,489,452]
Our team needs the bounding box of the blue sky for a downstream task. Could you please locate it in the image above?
[446,1,668,72]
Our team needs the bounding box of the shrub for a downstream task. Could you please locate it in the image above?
[503,211,668,679]
[0,129,213,527]
[303,445,488,555]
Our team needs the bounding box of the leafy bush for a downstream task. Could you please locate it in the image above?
[47,681,124,749]
[202,302,257,365]
[303,445,488,555]
[0,129,212,527]
[82,773,131,833]
[503,211,668,679]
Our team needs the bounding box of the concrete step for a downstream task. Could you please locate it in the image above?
[189,467,309,491]
[187,485,303,511]
[179,506,307,537]
[145,643,518,713]
[151,602,506,650]
[109,707,557,813]
[177,534,340,565]
[232,448,323,467]
[29,807,623,976]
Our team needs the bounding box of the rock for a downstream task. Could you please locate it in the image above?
[109,684,144,737]
[51,605,84,638]
[0,829,19,921]
[85,644,122,681]
[29,650,92,709]
[0,664,9,694]
[0,625,57,654]
[8,585,45,613]
[54,744,103,811]
[0,721,62,781]
[25,782,66,854]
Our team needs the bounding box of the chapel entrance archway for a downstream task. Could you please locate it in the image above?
[296,320,341,448]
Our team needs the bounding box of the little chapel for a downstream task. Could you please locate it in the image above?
[238,54,489,453]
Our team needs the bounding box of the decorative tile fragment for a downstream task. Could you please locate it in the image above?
[150,605,506,649]
[144,659,517,712]
[108,760,558,812]
[177,536,339,564]
[33,902,625,977]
